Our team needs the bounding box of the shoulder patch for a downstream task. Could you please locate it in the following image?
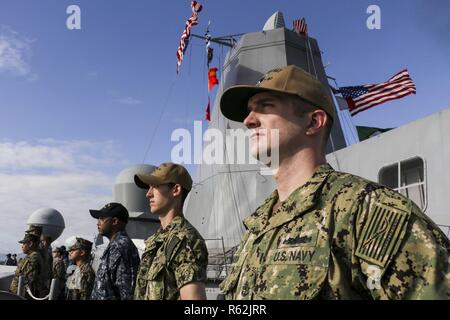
[355,202,410,268]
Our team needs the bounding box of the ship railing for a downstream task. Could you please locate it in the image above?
[16,276,59,300]
[205,237,234,282]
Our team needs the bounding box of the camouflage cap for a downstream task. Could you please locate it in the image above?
[25,224,43,237]
[18,233,40,244]
[134,162,193,192]
[220,65,335,122]
[69,237,93,252]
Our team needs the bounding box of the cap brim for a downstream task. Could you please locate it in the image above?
[134,174,164,190]
[89,209,106,219]
[220,86,269,122]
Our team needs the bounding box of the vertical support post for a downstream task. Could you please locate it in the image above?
[221,236,228,276]
[17,276,25,297]
[48,278,58,300]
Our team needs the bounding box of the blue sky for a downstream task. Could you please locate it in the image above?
[1,0,449,252]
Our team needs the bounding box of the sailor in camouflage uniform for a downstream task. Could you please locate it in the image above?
[25,225,52,294]
[9,233,46,299]
[219,65,450,299]
[66,238,95,300]
[52,247,67,299]
[134,163,208,300]
[90,202,140,300]
[41,234,54,292]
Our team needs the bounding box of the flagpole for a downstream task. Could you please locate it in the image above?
[328,77,359,145]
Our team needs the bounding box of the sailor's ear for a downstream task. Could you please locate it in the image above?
[172,184,183,197]
[306,109,327,135]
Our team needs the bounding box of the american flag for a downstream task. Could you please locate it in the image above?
[176,1,203,74]
[334,69,416,116]
[293,18,308,35]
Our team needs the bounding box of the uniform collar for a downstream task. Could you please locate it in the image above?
[110,230,127,243]
[162,215,184,233]
[244,163,335,235]
[144,215,185,249]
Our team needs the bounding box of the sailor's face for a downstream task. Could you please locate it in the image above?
[52,250,59,259]
[68,248,81,262]
[21,241,32,254]
[146,184,173,215]
[97,217,113,236]
[244,92,308,160]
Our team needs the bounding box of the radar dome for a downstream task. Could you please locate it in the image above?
[114,164,157,213]
[27,207,65,242]
[113,164,160,240]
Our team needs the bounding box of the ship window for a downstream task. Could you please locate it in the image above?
[378,157,426,210]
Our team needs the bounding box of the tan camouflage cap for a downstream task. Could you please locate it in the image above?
[25,225,43,237]
[18,233,40,244]
[69,237,93,252]
[134,162,193,192]
[220,65,335,122]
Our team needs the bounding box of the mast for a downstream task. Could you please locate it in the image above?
[185,12,347,250]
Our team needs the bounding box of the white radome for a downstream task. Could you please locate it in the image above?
[26,207,65,242]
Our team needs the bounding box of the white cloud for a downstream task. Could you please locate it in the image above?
[0,139,126,253]
[0,141,75,170]
[0,139,125,172]
[0,26,34,77]
[115,96,143,105]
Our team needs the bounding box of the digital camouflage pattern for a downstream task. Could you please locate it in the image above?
[66,261,95,300]
[40,246,53,294]
[9,251,46,299]
[220,164,450,300]
[91,230,140,300]
[52,257,67,299]
[134,215,208,300]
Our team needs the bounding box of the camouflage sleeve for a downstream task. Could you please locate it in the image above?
[22,255,41,295]
[9,262,21,294]
[353,189,450,299]
[111,251,135,300]
[80,267,96,300]
[171,236,208,290]
[53,261,66,282]
[219,231,251,300]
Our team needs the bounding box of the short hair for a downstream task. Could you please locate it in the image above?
[167,183,189,206]
[290,95,333,150]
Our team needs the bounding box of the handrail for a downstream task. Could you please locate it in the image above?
[25,286,50,300]
[17,277,58,300]
[204,237,231,280]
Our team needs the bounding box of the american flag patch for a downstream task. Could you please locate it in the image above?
[355,203,410,268]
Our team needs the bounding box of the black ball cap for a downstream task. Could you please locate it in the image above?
[89,202,129,222]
